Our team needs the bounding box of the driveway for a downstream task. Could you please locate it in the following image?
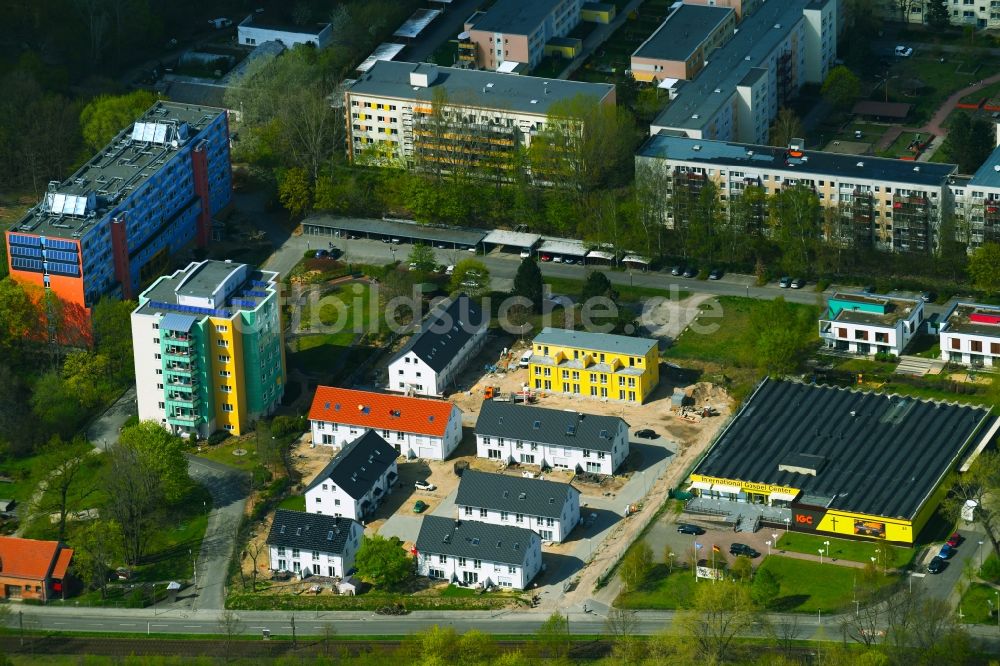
[377,514,423,544]
[85,387,138,451]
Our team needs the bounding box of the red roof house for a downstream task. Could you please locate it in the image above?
[0,536,73,602]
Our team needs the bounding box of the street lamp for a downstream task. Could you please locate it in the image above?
[668,551,675,574]
[784,517,790,534]
[823,540,831,560]
[765,540,772,557]
[772,533,779,550]
[995,591,999,632]
[819,548,825,565]
[979,540,985,572]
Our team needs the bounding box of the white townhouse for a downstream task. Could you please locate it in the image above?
[939,303,1000,368]
[475,401,630,475]
[308,386,463,460]
[454,470,580,543]
[237,14,333,49]
[266,509,364,579]
[415,515,542,590]
[304,431,398,522]
[819,293,924,357]
[387,294,488,397]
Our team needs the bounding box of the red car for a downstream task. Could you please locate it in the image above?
[540,254,553,262]
[946,532,963,548]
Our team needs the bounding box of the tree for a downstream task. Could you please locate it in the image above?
[449,259,490,297]
[353,535,412,589]
[619,541,653,592]
[946,112,995,174]
[768,184,822,276]
[581,271,614,302]
[31,436,96,541]
[104,440,165,566]
[512,257,543,311]
[926,0,950,28]
[79,91,159,152]
[821,66,861,110]
[457,629,497,664]
[968,242,1000,295]
[71,519,122,598]
[535,611,571,660]
[92,297,137,383]
[943,451,1000,558]
[31,372,86,440]
[61,351,112,410]
[0,278,37,355]
[403,624,458,666]
[675,580,758,663]
[278,167,313,219]
[117,421,190,503]
[605,608,641,664]
[750,567,780,608]
[730,554,753,582]
[218,610,245,660]
[769,108,803,148]
[747,297,818,375]
[407,244,437,273]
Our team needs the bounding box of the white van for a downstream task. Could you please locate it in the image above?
[518,350,533,368]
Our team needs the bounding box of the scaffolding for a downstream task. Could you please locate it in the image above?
[891,193,932,254]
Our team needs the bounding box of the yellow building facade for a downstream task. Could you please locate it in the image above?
[528,328,659,404]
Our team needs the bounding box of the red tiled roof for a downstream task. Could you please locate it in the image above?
[51,547,74,580]
[0,537,65,580]
[308,387,456,437]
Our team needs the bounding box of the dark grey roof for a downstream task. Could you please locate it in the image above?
[533,327,657,357]
[637,133,957,187]
[306,431,397,499]
[415,515,537,566]
[302,214,487,246]
[266,510,359,555]
[455,470,579,519]
[392,295,487,372]
[471,0,565,35]
[475,401,625,453]
[968,144,1000,187]
[348,61,614,116]
[942,303,1000,337]
[633,5,734,61]
[693,379,994,520]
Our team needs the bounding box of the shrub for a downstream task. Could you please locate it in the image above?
[270,415,306,438]
[207,430,230,446]
[304,250,318,259]
[814,278,830,292]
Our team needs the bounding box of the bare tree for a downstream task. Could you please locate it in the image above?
[103,441,164,565]
[841,597,882,648]
[244,539,267,593]
[675,580,757,663]
[218,610,245,659]
[605,608,641,663]
[943,452,1000,557]
[30,437,96,541]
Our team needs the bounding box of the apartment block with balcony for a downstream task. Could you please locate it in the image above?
[648,0,838,145]
[885,0,1000,29]
[528,327,659,404]
[635,132,958,254]
[461,0,583,71]
[952,144,1000,249]
[939,303,1000,368]
[130,259,285,439]
[5,102,231,320]
[344,61,614,177]
[630,4,736,83]
[819,293,924,357]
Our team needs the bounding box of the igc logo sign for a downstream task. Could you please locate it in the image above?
[792,508,826,530]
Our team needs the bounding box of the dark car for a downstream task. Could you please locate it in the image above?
[921,291,937,303]
[779,276,792,288]
[791,277,806,289]
[314,249,329,258]
[328,247,343,259]
[938,543,955,559]
[708,268,724,280]
[862,285,876,294]
[677,523,705,535]
[730,543,760,558]
[927,556,947,574]
[635,428,658,439]
[947,532,963,548]
[682,266,698,278]
[671,265,684,276]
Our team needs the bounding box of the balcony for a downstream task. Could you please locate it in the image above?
[164,332,192,344]
[167,362,195,375]
[167,392,200,405]
[164,346,190,358]
[167,412,200,423]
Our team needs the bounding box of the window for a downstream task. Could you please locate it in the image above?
[951,338,961,350]
[473,559,481,569]
[217,339,229,347]
[216,325,228,333]
[312,551,320,560]
[315,497,322,503]
[292,548,300,558]
[508,566,516,574]
[458,557,467,566]
[218,355,230,363]
[972,340,983,353]
[277,547,286,556]
[219,370,231,377]
[223,403,234,412]
[220,384,232,393]
[464,506,472,516]
[439,554,447,563]
[515,513,523,523]
[480,508,488,517]
[500,511,509,520]
[322,484,328,490]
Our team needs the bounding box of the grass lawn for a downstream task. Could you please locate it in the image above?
[878,131,925,159]
[776,533,914,568]
[196,436,261,471]
[134,483,212,582]
[758,556,896,613]
[887,54,1000,123]
[614,564,697,609]
[277,495,305,512]
[543,276,689,303]
[287,331,357,368]
[960,79,1000,105]
[0,454,48,507]
[318,283,373,332]
[835,122,889,145]
[958,583,999,624]
[22,453,109,540]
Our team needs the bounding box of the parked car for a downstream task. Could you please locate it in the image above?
[921,291,937,303]
[414,480,436,491]
[413,500,429,513]
[946,532,963,548]
[519,350,533,368]
[520,250,531,259]
[927,556,947,574]
[730,543,760,558]
[445,265,455,275]
[677,523,705,535]
[540,254,553,262]
[635,428,658,439]
[791,277,806,289]
[938,543,955,559]
[779,276,792,288]
[553,256,563,263]
[408,262,418,271]
[563,258,575,265]
[314,249,329,258]
[208,17,233,28]
[708,268,724,280]
[328,247,342,259]
[894,45,913,57]
[862,285,876,294]
[671,265,684,276]
[682,266,698,278]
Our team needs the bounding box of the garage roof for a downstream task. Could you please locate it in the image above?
[483,230,541,248]
[303,215,486,246]
[538,238,587,257]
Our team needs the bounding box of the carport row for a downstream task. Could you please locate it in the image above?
[302,216,651,268]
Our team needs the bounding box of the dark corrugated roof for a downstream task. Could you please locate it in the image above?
[693,379,993,520]
[392,295,487,372]
[474,401,625,453]
[265,510,360,555]
[305,431,397,499]
[454,470,579,519]
[415,515,538,566]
